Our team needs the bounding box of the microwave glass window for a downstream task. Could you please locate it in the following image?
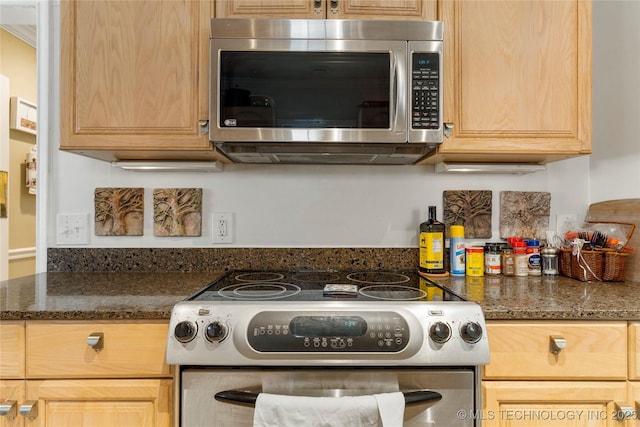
[219,51,390,129]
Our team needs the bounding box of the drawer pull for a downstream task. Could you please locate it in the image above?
[614,402,634,420]
[19,401,38,419]
[549,335,567,354]
[87,332,104,351]
[0,400,17,419]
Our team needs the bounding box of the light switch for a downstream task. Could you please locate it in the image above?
[56,213,89,245]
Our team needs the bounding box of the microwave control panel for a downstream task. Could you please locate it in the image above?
[411,52,440,130]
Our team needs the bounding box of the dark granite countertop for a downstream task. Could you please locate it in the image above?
[434,274,640,320]
[0,272,220,320]
[1,271,639,321]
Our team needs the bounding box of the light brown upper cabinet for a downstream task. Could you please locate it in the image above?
[420,0,592,164]
[215,0,436,20]
[59,0,229,163]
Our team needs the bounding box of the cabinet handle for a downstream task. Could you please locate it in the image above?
[614,402,635,420]
[0,400,17,419]
[19,401,38,419]
[329,0,339,14]
[443,122,454,138]
[313,0,322,14]
[87,332,104,352]
[199,120,209,134]
[549,335,567,354]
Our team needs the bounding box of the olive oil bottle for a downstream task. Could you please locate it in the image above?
[419,206,445,274]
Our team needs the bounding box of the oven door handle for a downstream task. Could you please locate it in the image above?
[214,389,442,408]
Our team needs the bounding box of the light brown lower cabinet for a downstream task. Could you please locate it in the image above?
[0,380,25,427]
[22,379,171,427]
[483,381,627,427]
[0,321,172,427]
[483,321,638,427]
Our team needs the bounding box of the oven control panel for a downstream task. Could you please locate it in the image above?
[247,311,409,352]
[166,301,490,366]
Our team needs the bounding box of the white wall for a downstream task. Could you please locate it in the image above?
[48,151,589,248]
[590,0,640,201]
[45,2,593,250]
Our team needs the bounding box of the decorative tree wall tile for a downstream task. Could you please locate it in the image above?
[153,188,202,237]
[94,188,144,236]
[443,190,492,238]
[499,191,551,239]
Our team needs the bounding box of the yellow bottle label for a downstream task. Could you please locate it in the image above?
[419,231,443,270]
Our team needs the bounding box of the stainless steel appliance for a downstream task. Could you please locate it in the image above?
[209,19,444,165]
[166,270,489,426]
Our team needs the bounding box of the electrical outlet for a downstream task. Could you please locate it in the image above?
[56,213,89,245]
[213,212,233,244]
[556,213,578,233]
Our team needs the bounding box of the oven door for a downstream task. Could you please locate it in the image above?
[210,38,408,145]
[180,368,478,427]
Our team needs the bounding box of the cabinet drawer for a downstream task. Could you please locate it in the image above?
[484,321,627,380]
[0,321,25,379]
[26,321,171,378]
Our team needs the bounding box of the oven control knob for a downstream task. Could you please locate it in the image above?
[460,321,483,343]
[205,321,228,343]
[174,321,198,343]
[429,321,451,344]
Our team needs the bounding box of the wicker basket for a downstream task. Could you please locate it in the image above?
[559,248,630,282]
[559,221,635,282]
[602,251,630,281]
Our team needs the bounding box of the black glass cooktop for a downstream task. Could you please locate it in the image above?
[188,270,465,302]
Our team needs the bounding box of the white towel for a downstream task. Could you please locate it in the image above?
[253,391,404,427]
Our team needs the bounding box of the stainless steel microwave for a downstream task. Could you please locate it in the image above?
[209,19,444,165]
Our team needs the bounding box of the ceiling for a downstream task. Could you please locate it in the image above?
[0,3,37,48]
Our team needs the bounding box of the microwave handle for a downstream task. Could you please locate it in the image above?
[214,389,442,408]
[390,51,400,131]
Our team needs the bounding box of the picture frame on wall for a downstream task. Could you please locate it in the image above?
[0,171,7,218]
[9,96,37,135]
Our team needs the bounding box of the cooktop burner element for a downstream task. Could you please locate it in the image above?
[346,271,410,285]
[358,285,427,301]
[235,272,284,282]
[218,282,301,300]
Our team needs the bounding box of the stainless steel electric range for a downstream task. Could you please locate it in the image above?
[166,270,489,427]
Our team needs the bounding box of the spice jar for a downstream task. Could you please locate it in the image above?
[465,246,484,276]
[541,246,560,275]
[501,247,515,276]
[513,241,529,277]
[484,244,502,275]
[526,239,542,276]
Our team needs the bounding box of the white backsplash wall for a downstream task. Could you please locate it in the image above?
[590,0,640,202]
[49,149,590,248]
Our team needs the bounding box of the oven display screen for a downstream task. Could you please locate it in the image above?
[289,316,367,337]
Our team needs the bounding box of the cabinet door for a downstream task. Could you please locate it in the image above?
[24,379,171,427]
[216,0,326,18]
[424,0,592,164]
[483,381,627,427]
[629,323,640,380]
[59,0,226,162]
[330,0,435,19]
[216,0,435,20]
[627,382,640,426]
[0,380,24,427]
[0,322,24,379]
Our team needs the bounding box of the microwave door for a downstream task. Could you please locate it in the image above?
[210,39,408,144]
